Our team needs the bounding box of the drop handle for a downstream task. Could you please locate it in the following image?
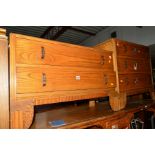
[133,62,138,70]
[42,73,47,86]
[41,47,45,59]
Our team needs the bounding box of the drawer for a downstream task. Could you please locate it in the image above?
[130,74,152,89]
[130,75,145,89]
[15,38,113,70]
[116,40,149,58]
[117,58,146,73]
[132,46,149,58]
[16,66,116,94]
[119,74,152,92]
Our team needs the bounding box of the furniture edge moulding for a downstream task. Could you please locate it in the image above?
[0,29,9,129]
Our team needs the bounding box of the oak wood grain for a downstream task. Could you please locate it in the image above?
[0,33,9,128]
[10,33,116,128]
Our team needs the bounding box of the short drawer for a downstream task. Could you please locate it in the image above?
[15,37,114,70]
[16,66,116,94]
[128,45,147,58]
[119,74,152,92]
[116,40,149,58]
[117,58,147,73]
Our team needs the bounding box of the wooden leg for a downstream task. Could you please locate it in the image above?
[109,92,127,111]
[89,100,96,108]
[10,100,34,129]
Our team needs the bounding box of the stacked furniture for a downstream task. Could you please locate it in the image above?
[0,28,154,129]
[10,34,116,128]
[95,38,154,111]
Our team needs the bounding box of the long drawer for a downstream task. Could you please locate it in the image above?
[116,40,149,58]
[119,74,152,92]
[16,66,116,94]
[117,57,151,73]
[15,37,113,70]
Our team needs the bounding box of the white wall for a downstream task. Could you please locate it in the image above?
[81,26,155,47]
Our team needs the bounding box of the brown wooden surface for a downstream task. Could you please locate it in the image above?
[10,33,116,128]
[31,99,155,129]
[16,66,116,94]
[94,38,153,93]
[0,31,9,129]
[94,38,154,111]
[15,37,114,70]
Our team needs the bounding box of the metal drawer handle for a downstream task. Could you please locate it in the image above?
[100,56,105,65]
[41,47,45,59]
[133,62,138,70]
[42,73,46,86]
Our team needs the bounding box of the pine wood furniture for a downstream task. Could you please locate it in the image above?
[0,29,154,129]
[10,34,116,129]
[0,29,9,129]
[95,39,154,111]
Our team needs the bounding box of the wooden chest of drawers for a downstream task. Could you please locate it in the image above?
[95,38,154,111]
[10,34,116,128]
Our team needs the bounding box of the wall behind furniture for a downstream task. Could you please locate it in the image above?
[81,26,155,47]
[81,26,155,69]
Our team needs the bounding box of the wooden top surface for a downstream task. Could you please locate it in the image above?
[31,99,155,129]
[94,38,147,48]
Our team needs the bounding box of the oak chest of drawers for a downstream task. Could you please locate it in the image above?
[95,38,154,111]
[10,34,116,128]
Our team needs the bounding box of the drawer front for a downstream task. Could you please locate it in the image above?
[116,40,149,58]
[15,38,114,70]
[128,45,148,58]
[119,74,152,92]
[16,66,116,94]
[117,58,150,73]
